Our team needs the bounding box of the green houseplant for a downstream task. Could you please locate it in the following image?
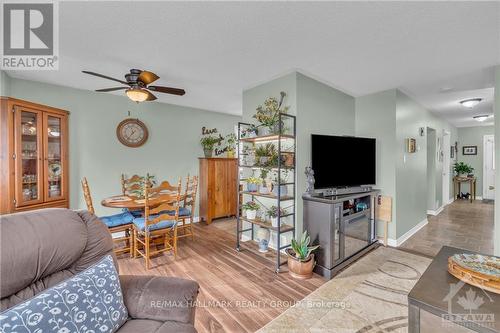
[225,133,237,158]
[200,135,220,158]
[242,201,260,220]
[453,162,474,177]
[267,205,285,227]
[286,231,319,279]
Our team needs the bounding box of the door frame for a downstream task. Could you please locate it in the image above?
[483,134,495,200]
[442,131,451,205]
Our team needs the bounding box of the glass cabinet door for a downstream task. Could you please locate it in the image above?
[43,113,65,201]
[15,107,43,206]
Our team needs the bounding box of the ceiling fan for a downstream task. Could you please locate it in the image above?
[82,69,185,102]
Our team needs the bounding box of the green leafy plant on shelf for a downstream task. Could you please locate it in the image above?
[246,177,262,184]
[242,201,260,211]
[255,143,277,167]
[290,231,319,261]
[200,135,221,157]
[453,162,474,176]
[266,205,285,218]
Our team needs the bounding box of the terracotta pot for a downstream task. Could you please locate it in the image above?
[286,249,315,279]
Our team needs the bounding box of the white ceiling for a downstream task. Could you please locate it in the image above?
[6,1,500,126]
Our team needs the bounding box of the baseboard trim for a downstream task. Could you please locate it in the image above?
[386,218,428,247]
[427,206,444,216]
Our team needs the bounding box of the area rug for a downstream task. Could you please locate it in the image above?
[257,246,432,333]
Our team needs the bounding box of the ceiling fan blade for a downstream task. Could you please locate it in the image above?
[138,71,159,85]
[82,70,128,85]
[145,90,157,101]
[95,87,128,92]
[148,85,185,96]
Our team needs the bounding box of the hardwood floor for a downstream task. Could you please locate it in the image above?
[117,219,325,333]
[400,199,494,257]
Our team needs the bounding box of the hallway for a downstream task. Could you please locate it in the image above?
[400,200,494,257]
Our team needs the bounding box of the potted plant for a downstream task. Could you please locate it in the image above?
[200,135,220,158]
[259,169,271,194]
[253,92,289,135]
[453,162,474,178]
[286,231,319,279]
[246,177,261,192]
[242,201,260,220]
[257,227,270,253]
[255,143,276,166]
[225,133,237,158]
[272,170,289,197]
[267,205,285,227]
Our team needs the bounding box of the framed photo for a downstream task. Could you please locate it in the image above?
[462,146,477,155]
[406,138,416,153]
[450,146,455,159]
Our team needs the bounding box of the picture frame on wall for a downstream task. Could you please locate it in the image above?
[406,138,416,153]
[462,146,477,155]
[450,146,455,159]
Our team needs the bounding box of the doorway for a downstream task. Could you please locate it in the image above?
[442,131,451,205]
[427,128,437,212]
[483,135,495,200]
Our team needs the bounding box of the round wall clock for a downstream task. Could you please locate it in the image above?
[116,118,149,148]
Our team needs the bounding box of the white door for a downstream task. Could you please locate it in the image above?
[483,135,495,200]
[442,132,450,205]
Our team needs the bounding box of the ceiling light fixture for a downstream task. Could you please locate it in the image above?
[460,98,482,108]
[472,115,492,122]
[126,88,149,102]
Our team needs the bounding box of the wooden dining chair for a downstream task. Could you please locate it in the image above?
[132,178,182,269]
[177,174,198,240]
[121,174,143,197]
[81,177,134,256]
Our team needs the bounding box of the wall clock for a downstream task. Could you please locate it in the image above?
[116,118,149,147]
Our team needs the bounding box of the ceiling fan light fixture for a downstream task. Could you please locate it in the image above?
[460,98,482,108]
[473,115,492,122]
[126,88,149,102]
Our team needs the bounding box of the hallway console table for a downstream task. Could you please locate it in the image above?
[453,176,477,203]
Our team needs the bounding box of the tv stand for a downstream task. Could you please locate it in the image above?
[303,189,380,279]
[310,186,373,197]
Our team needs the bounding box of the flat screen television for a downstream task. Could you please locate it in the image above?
[311,134,376,188]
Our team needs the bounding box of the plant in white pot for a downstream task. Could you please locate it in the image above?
[258,168,271,194]
[453,162,474,178]
[286,231,319,279]
[267,206,285,228]
[242,201,260,220]
[272,169,289,197]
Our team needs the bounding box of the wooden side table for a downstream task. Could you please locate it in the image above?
[453,177,476,203]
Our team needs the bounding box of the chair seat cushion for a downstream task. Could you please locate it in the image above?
[133,216,177,232]
[0,255,128,333]
[100,211,134,228]
[165,207,191,217]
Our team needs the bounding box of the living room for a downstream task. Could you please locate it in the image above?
[0,2,499,333]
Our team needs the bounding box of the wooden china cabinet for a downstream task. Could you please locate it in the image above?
[0,97,69,214]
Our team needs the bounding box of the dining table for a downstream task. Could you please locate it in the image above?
[101,194,185,212]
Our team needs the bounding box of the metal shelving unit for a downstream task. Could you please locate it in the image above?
[236,113,296,273]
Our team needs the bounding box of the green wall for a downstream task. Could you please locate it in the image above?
[0,71,10,96]
[494,65,500,256]
[457,126,495,196]
[6,76,241,216]
[395,91,458,239]
[355,90,397,240]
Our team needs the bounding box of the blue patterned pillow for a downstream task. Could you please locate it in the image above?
[0,255,128,333]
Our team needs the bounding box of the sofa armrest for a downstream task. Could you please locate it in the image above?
[119,275,199,324]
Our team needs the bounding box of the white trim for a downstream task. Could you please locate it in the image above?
[385,218,429,247]
[427,206,444,216]
[445,197,454,205]
[442,131,451,207]
[483,134,495,200]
